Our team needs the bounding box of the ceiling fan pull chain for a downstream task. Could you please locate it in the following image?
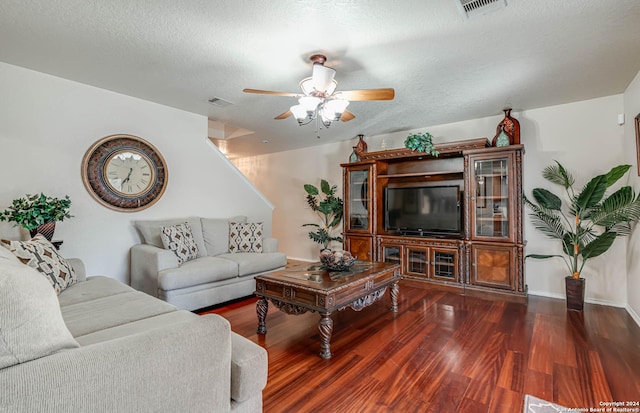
[315,114,321,138]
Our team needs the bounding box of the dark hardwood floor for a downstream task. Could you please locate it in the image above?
[203,280,640,412]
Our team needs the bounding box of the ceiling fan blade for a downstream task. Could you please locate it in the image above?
[274,110,292,120]
[340,110,356,122]
[335,88,395,101]
[243,88,299,97]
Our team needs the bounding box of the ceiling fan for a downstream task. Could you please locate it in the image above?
[243,54,395,131]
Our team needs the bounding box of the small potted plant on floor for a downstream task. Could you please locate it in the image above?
[404,132,440,156]
[302,179,344,251]
[524,162,640,311]
[0,193,73,240]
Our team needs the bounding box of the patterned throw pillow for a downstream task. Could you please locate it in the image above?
[229,222,263,253]
[1,234,77,295]
[160,222,199,265]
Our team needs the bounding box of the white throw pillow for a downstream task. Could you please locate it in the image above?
[229,222,263,253]
[0,261,79,369]
[160,222,199,264]
[1,234,77,295]
[0,243,21,264]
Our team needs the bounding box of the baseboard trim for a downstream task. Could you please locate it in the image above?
[527,290,565,300]
[528,290,640,327]
[626,304,640,328]
[527,290,626,308]
[286,256,315,263]
[585,297,625,308]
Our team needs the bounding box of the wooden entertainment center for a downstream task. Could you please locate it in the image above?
[341,138,526,302]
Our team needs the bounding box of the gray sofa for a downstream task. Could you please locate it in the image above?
[131,216,287,311]
[0,246,268,413]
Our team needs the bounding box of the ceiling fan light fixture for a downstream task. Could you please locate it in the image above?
[299,96,321,111]
[290,104,308,124]
[325,80,338,96]
[299,77,314,95]
[299,77,337,96]
[243,54,393,135]
[320,111,334,125]
[323,99,349,121]
[291,97,321,125]
[311,64,337,94]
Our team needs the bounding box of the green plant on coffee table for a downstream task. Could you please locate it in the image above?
[0,193,73,231]
[302,179,344,250]
[524,161,640,279]
[404,132,439,156]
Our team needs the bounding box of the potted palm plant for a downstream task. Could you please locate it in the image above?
[0,193,73,240]
[524,161,640,310]
[302,179,344,250]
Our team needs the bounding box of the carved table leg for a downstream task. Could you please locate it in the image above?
[318,313,334,359]
[390,282,399,313]
[256,297,268,334]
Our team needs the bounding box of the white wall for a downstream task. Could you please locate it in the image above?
[235,95,630,306]
[623,69,640,323]
[0,62,274,283]
[521,96,627,306]
[234,142,351,261]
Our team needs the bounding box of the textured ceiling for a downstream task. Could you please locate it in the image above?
[1,0,640,158]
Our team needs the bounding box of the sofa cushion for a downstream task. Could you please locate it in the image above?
[201,216,247,256]
[61,291,177,337]
[75,310,198,346]
[229,222,263,253]
[160,276,256,311]
[1,235,77,295]
[135,217,207,257]
[0,259,79,369]
[218,252,287,277]
[160,222,199,264]
[158,256,239,290]
[58,275,135,307]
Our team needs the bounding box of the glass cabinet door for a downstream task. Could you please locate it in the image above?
[406,247,428,277]
[381,245,402,266]
[473,157,510,239]
[431,249,457,281]
[347,169,370,231]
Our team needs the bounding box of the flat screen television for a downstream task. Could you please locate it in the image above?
[384,185,462,237]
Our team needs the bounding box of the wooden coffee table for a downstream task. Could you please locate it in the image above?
[254,260,401,359]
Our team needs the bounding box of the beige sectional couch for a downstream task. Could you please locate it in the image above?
[131,216,287,311]
[0,246,268,413]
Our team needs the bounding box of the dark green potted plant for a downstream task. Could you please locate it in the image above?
[404,132,440,156]
[302,179,344,250]
[0,193,73,240]
[524,161,640,310]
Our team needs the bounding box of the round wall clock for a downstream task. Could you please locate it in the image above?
[82,134,168,212]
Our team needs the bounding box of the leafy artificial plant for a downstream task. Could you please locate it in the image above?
[0,193,72,231]
[524,161,640,279]
[302,179,344,249]
[404,132,440,156]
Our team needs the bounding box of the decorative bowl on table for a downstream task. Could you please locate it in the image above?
[319,249,356,271]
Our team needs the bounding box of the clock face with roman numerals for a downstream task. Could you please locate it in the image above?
[82,134,168,212]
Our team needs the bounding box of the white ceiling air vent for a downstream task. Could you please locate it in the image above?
[457,0,506,19]
[208,97,233,107]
